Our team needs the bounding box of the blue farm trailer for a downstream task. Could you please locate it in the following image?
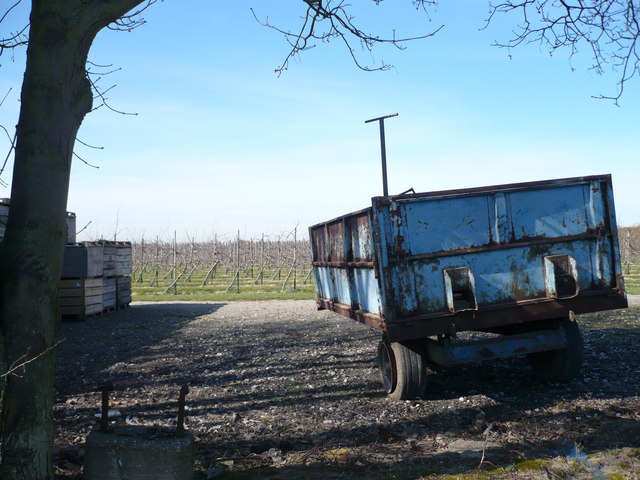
[309,175,627,399]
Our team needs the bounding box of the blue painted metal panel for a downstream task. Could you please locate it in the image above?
[506,185,592,240]
[401,196,493,254]
[352,268,382,313]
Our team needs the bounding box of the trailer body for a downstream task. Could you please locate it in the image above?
[310,175,627,345]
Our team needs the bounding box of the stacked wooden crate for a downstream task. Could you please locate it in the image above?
[60,241,132,319]
[59,278,104,318]
[0,199,132,319]
[60,243,105,317]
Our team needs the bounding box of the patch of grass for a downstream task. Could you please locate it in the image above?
[622,261,640,295]
[515,459,551,471]
[132,289,315,302]
[286,383,305,394]
[131,266,317,301]
[607,473,627,480]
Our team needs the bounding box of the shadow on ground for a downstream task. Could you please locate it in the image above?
[54,302,640,479]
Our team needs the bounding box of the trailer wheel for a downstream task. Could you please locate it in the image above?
[528,318,583,382]
[377,340,426,400]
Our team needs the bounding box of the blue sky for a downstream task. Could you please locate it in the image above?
[0,0,638,241]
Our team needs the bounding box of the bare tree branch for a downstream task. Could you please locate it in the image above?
[73,151,100,169]
[0,126,16,187]
[107,0,159,31]
[253,1,443,75]
[0,0,28,54]
[75,138,105,150]
[0,88,12,107]
[0,341,62,380]
[1,1,159,53]
[86,73,138,116]
[486,0,640,104]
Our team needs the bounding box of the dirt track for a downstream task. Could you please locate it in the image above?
[54,298,640,479]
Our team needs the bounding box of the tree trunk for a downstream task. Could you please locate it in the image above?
[0,3,95,477]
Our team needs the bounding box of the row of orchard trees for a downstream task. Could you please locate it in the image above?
[131,228,314,293]
[619,225,640,274]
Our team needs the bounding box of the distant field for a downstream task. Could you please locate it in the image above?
[131,265,316,302]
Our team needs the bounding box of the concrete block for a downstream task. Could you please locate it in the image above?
[84,425,194,480]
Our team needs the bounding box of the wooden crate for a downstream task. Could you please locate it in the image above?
[59,277,103,318]
[103,277,117,310]
[62,244,104,278]
[116,276,132,307]
[100,241,132,277]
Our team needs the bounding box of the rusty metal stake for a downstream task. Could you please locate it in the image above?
[176,385,189,434]
[100,381,114,432]
[365,113,398,197]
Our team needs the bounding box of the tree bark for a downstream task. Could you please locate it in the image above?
[0,4,93,477]
[0,1,145,477]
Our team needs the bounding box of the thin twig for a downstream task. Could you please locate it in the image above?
[251,2,443,75]
[76,138,105,150]
[73,151,100,169]
[0,87,12,107]
[1,340,63,380]
[0,127,17,186]
[75,220,93,239]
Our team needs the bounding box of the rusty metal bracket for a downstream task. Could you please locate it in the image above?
[176,385,189,435]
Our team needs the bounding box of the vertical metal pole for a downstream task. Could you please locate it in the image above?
[365,113,398,197]
[379,120,388,197]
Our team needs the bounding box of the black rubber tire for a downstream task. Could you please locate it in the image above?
[528,318,583,382]
[377,339,426,400]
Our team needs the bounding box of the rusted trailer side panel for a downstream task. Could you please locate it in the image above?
[310,175,627,342]
[310,209,387,330]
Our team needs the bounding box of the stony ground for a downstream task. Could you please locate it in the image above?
[54,298,640,479]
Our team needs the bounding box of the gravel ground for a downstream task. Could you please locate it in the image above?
[54,297,640,479]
